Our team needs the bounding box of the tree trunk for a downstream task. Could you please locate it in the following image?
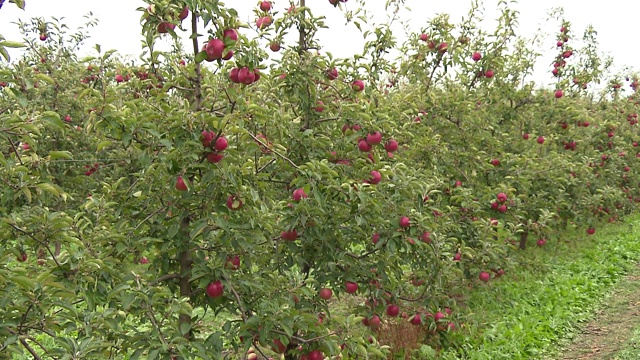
[519,229,528,250]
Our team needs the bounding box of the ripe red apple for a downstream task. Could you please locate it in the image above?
[314,100,325,112]
[271,339,286,354]
[238,67,256,85]
[536,238,546,247]
[214,136,228,151]
[490,158,500,166]
[115,75,124,83]
[39,33,47,41]
[437,42,448,53]
[139,256,149,264]
[269,42,281,52]
[419,33,428,42]
[522,133,530,140]
[479,271,491,282]
[367,314,381,327]
[223,29,238,42]
[17,252,27,262]
[485,69,494,78]
[175,176,188,191]
[206,152,224,163]
[386,304,400,317]
[472,51,482,61]
[345,281,358,294]
[327,68,338,80]
[369,170,382,184]
[179,6,189,20]
[281,230,298,241]
[259,1,272,11]
[292,188,308,201]
[421,231,432,243]
[358,139,372,152]
[226,195,243,210]
[307,350,323,360]
[229,68,240,83]
[256,16,272,29]
[555,89,563,98]
[351,80,365,92]
[319,288,333,300]
[497,192,507,203]
[206,39,225,60]
[497,204,507,213]
[453,252,461,261]
[399,216,410,228]
[206,280,224,298]
[372,233,380,245]
[384,139,398,152]
[225,255,241,270]
[586,227,596,235]
[537,136,545,144]
[366,131,382,145]
[410,314,422,325]
[157,22,176,34]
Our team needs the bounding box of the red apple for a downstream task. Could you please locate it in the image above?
[497,192,507,203]
[522,133,530,140]
[319,288,333,300]
[410,314,422,325]
[225,255,241,270]
[259,1,272,11]
[214,136,228,151]
[386,304,400,317]
[206,39,225,60]
[384,139,398,152]
[226,195,243,210]
[175,176,188,191]
[17,252,27,262]
[281,230,298,241]
[490,158,500,166]
[157,22,176,34]
[327,68,338,80]
[352,80,365,92]
[307,350,323,360]
[178,6,189,20]
[206,280,224,298]
[229,68,240,83]
[115,75,124,83]
[345,281,358,294]
[206,152,224,163]
[372,233,380,245]
[485,69,494,78]
[472,51,482,61]
[366,131,382,145]
[537,238,546,247]
[269,42,281,52]
[271,339,286,354]
[369,170,382,185]
[537,136,545,144]
[479,272,491,282]
[555,89,563,98]
[292,188,308,201]
[399,216,410,229]
[358,139,372,152]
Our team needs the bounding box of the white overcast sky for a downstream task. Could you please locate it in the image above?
[1,0,638,88]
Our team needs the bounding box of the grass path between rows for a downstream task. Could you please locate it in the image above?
[437,214,640,360]
[552,263,640,360]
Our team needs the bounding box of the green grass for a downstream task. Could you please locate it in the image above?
[435,214,640,360]
[614,325,640,359]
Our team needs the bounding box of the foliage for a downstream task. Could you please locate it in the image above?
[0,0,639,359]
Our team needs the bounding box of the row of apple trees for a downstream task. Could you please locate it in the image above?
[0,0,638,359]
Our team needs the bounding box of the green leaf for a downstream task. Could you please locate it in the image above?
[96,140,113,152]
[48,151,73,160]
[0,41,25,48]
[195,50,208,63]
[36,183,60,196]
[41,111,65,130]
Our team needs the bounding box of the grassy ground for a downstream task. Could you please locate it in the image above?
[433,214,640,360]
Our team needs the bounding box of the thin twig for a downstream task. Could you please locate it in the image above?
[246,132,300,169]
